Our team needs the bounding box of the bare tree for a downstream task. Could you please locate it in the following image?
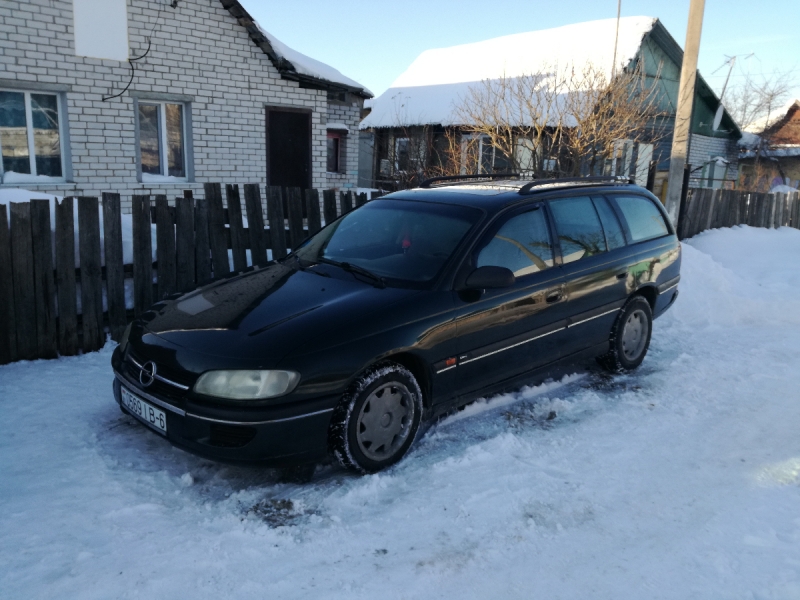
[724,68,795,132]
[726,67,798,191]
[453,60,668,178]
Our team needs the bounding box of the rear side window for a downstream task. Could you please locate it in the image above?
[612,195,670,243]
[548,196,606,264]
[477,208,554,277]
[592,196,626,250]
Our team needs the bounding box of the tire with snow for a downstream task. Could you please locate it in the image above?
[328,362,423,474]
[598,295,653,373]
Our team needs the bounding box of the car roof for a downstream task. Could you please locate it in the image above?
[380,178,654,215]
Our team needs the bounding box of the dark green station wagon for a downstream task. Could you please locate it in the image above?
[112,176,680,474]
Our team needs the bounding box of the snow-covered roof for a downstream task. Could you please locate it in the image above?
[361,16,657,129]
[221,0,372,98]
[744,99,800,134]
[738,131,761,149]
[740,144,800,159]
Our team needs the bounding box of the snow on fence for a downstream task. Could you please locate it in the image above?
[0,183,374,365]
[677,188,800,240]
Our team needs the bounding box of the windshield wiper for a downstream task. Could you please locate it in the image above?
[286,254,331,278]
[316,257,386,288]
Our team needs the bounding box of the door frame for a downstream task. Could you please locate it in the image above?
[264,105,313,189]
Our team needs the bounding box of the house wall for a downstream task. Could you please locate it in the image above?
[688,134,739,188]
[768,106,800,145]
[325,95,361,190]
[739,156,800,190]
[0,0,360,210]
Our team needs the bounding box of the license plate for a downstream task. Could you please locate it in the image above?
[121,386,167,434]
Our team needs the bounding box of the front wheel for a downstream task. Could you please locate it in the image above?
[598,295,653,372]
[328,362,423,474]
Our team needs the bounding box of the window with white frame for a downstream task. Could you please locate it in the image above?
[394,137,410,172]
[137,101,187,180]
[0,90,65,182]
[460,135,511,175]
[327,131,341,173]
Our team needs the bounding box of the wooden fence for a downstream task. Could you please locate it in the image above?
[0,183,372,365]
[2,183,798,366]
[678,188,800,240]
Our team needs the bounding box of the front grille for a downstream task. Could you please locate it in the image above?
[208,424,257,448]
[123,348,194,403]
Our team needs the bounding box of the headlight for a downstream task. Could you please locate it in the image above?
[118,322,133,354]
[194,370,300,400]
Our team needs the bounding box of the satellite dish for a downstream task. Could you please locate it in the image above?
[712,105,724,131]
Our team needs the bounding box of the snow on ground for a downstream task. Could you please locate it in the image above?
[2,225,800,599]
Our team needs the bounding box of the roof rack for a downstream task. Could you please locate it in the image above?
[518,175,635,195]
[419,173,520,188]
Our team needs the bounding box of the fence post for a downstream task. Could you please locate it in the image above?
[226,184,248,272]
[286,187,304,249]
[305,189,322,237]
[204,183,230,279]
[677,166,690,238]
[711,189,721,229]
[780,193,791,227]
[0,204,16,364]
[132,195,153,317]
[267,186,287,260]
[322,189,337,225]
[340,190,353,214]
[102,192,127,341]
[78,197,104,352]
[30,200,57,358]
[194,195,212,284]
[10,202,37,360]
[646,160,657,192]
[55,198,78,356]
[772,193,780,228]
[753,193,765,227]
[244,184,268,267]
[155,195,176,299]
[175,195,196,292]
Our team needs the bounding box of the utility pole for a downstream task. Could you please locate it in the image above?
[664,0,705,225]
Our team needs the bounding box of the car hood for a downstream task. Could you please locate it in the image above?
[141,262,419,365]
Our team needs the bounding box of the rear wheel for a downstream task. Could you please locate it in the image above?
[598,295,653,372]
[328,362,423,473]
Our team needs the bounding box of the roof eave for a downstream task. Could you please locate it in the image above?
[645,19,742,139]
[219,0,372,99]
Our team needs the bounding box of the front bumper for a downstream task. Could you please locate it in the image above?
[112,370,337,467]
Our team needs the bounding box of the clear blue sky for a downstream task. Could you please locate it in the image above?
[240,0,799,103]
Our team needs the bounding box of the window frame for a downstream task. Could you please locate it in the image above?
[547,194,610,265]
[134,99,190,182]
[470,202,557,282]
[606,193,673,244]
[460,134,512,175]
[0,89,68,183]
[590,195,628,251]
[394,137,410,173]
[326,130,342,174]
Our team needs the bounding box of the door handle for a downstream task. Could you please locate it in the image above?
[616,271,627,280]
[546,289,563,303]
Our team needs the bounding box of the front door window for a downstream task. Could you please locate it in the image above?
[476,207,554,277]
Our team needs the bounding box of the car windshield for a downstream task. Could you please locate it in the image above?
[294,199,481,287]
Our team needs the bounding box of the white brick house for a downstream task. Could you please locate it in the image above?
[0,0,372,210]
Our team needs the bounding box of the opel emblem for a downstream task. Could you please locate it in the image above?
[139,361,157,387]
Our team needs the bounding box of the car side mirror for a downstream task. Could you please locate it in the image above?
[463,266,516,290]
